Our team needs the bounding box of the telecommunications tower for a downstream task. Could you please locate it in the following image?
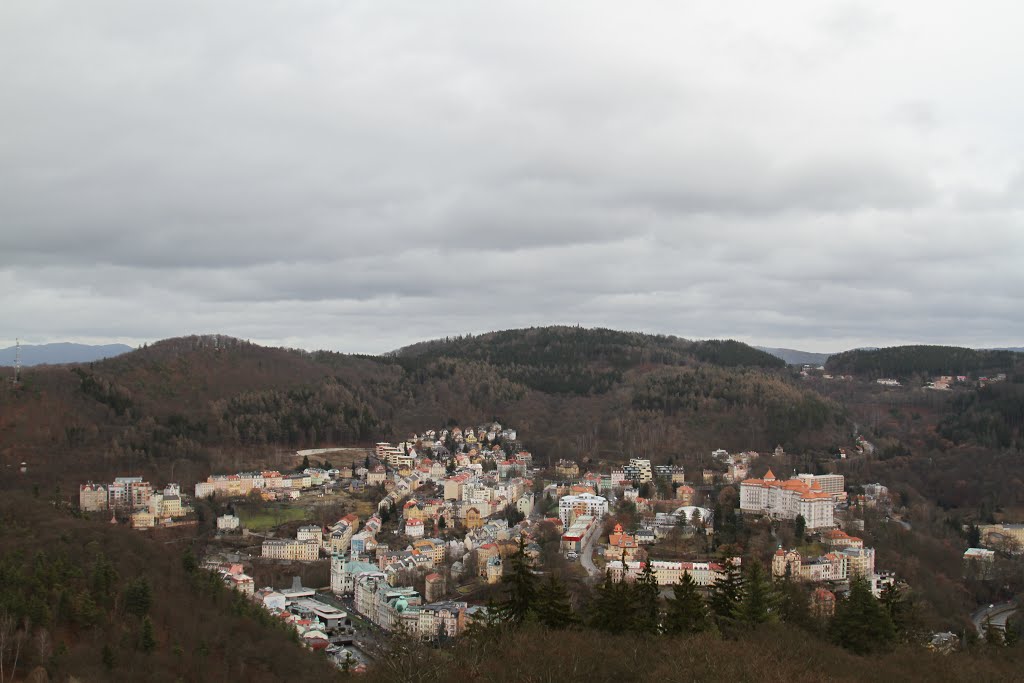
[12,338,21,385]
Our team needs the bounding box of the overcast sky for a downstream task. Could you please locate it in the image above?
[2,1,1023,354]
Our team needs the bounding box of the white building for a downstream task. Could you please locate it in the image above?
[739,469,834,529]
[558,493,609,527]
[217,514,240,531]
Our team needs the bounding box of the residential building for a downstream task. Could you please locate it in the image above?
[217,514,240,531]
[772,548,846,582]
[554,460,580,479]
[79,482,108,512]
[840,546,876,579]
[262,539,321,562]
[608,558,741,586]
[605,523,639,562]
[297,525,323,544]
[625,458,653,484]
[558,493,609,527]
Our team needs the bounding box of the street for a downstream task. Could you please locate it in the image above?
[972,601,1018,635]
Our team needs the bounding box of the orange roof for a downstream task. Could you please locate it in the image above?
[763,469,777,481]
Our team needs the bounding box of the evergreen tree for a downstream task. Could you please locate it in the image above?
[589,570,634,634]
[536,574,577,629]
[101,643,116,670]
[124,576,153,617]
[830,578,896,654]
[495,538,538,627]
[739,561,774,626]
[879,582,919,642]
[794,514,806,539]
[709,558,744,624]
[664,573,711,635]
[967,524,981,547]
[140,616,157,653]
[634,559,661,633]
[773,574,813,630]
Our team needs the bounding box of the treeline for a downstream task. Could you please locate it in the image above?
[364,543,1024,683]
[393,327,782,395]
[0,494,338,682]
[827,345,1023,379]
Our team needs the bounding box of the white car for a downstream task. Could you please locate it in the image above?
[566,552,579,560]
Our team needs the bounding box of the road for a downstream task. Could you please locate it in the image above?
[972,601,1018,635]
[579,527,601,580]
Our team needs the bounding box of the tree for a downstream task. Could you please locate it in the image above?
[664,573,711,635]
[140,616,157,653]
[879,582,919,643]
[495,539,538,627]
[830,578,896,655]
[967,524,981,548]
[739,561,774,626]
[589,570,634,634]
[298,455,310,472]
[634,560,661,633]
[536,575,577,629]
[124,576,153,617]
[794,514,806,539]
[709,558,743,624]
[773,574,812,630]
[101,643,116,670]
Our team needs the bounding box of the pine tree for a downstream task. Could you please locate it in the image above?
[709,558,743,624]
[495,538,538,627]
[830,577,896,654]
[589,570,634,634]
[773,574,812,629]
[101,643,116,670]
[124,576,153,617]
[739,561,774,626]
[140,616,157,653]
[633,559,661,633]
[794,514,806,539]
[536,574,577,629]
[879,582,918,642]
[664,573,711,635]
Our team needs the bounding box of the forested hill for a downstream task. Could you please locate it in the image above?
[826,345,1024,379]
[393,327,783,393]
[1,329,842,483]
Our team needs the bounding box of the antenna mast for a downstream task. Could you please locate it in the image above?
[13,338,21,384]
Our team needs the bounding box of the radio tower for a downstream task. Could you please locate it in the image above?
[12,338,21,385]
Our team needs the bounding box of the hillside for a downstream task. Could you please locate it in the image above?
[0,493,339,682]
[0,328,844,484]
[826,345,1023,379]
[0,342,133,366]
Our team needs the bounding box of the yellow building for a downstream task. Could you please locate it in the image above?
[465,507,483,530]
[262,539,320,561]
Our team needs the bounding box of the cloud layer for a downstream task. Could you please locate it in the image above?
[2,1,1023,353]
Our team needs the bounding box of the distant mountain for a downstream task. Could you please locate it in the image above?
[0,342,134,366]
[756,347,834,366]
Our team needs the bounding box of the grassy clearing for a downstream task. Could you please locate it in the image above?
[237,504,310,531]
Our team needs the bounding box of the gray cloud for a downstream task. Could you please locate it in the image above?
[2,1,1023,354]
